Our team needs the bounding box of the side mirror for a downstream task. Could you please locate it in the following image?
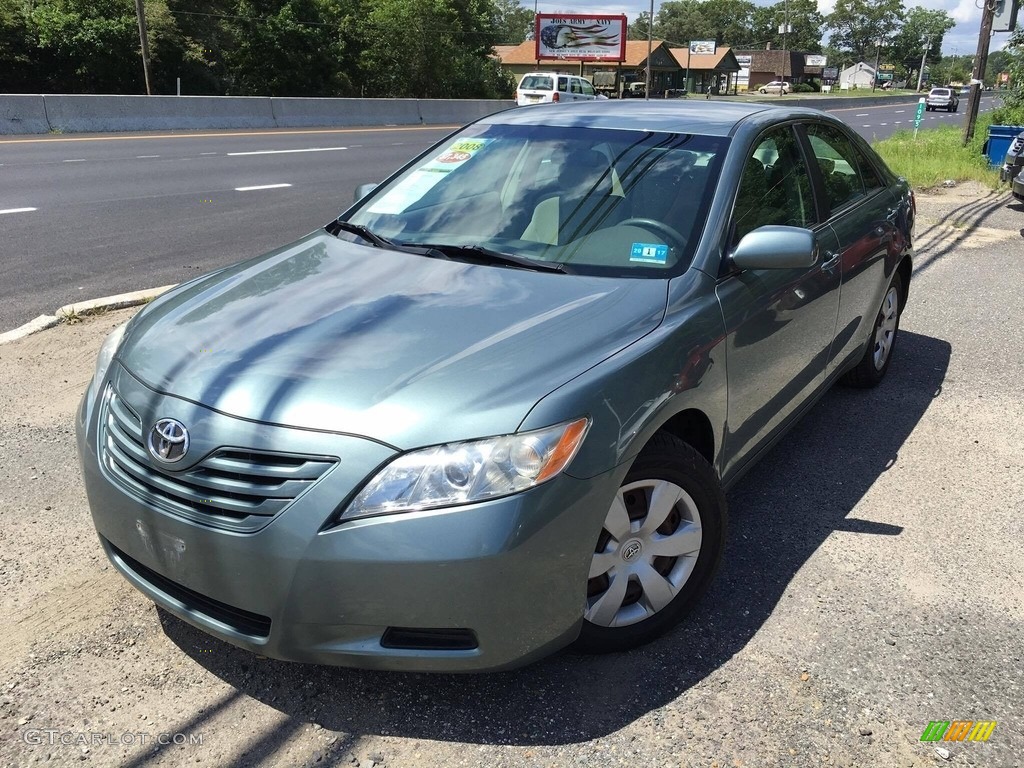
[354,183,378,202]
[731,225,818,270]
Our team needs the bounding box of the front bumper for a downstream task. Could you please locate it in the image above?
[78,366,620,672]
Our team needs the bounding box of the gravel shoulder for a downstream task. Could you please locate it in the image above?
[1,185,1022,768]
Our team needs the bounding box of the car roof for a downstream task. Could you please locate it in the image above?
[482,100,825,137]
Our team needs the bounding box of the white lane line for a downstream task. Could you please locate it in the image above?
[895,110,905,113]
[862,124,871,127]
[63,158,86,162]
[136,155,160,159]
[0,207,37,215]
[856,113,869,117]
[234,183,292,191]
[200,152,217,155]
[227,146,347,156]
[880,122,888,126]
[895,121,902,124]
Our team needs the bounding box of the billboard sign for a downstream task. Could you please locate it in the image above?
[534,14,627,61]
[823,66,839,80]
[736,54,752,87]
[689,40,717,55]
[805,54,828,67]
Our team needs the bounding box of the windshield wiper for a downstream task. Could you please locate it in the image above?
[331,220,398,249]
[403,243,568,274]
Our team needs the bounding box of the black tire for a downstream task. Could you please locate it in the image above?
[575,433,727,654]
[841,271,904,388]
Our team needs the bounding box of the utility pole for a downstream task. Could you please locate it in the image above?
[872,39,881,92]
[962,0,997,145]
[645,0,654,101]
[781,0,789,94]
[915,37,931,92]
[134,0,152,95]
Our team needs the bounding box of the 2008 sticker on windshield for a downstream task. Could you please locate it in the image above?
[367,139,493,215]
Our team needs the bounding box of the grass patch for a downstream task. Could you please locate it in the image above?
[872,116,1002,189]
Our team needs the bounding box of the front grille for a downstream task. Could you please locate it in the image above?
[107,540,272,639]
[100,387,336,533]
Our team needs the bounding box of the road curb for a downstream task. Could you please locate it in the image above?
[0,285,176,346]
[0,314,61,345]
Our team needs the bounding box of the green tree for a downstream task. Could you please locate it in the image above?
[359,0,510,98]
[629,10,652,40]
[654,0,758,47]
[825,0,903,62]
[29,0,146,92]
[218,0,356,96]
[0,0,35,91]
[492,0,531,44]
[751,0,824,52]
[888,6,954,81]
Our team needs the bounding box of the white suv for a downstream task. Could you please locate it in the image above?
[516,72,606,106]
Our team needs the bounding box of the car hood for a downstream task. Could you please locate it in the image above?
[118,232,667,448]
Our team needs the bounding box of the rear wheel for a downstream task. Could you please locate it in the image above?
[841,271,904,388]
[575,434,726,653]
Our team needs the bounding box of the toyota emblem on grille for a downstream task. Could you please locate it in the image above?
[148,418,189,463]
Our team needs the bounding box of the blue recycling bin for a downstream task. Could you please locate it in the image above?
[985,125,1024,167]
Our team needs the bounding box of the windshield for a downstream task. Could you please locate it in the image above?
[346,122,727,277]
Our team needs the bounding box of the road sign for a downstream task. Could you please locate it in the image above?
[914,97,926,138]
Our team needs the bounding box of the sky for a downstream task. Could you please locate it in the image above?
[531,1,1012,57]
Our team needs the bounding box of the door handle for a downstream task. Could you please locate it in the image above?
[821,250,841,270]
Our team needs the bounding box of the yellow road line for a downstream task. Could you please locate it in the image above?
[0,125,459,145]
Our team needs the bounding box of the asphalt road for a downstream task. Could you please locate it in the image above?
[0,95,1003,331]
[826,93,1001,141]
[0,125,456,331]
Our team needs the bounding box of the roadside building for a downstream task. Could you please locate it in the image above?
[732,47,824,91]
[494,39,738,97]
[838,62,876,89]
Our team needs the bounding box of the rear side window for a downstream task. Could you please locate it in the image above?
[558,77,569,91]
[520,76,553,91]
[571,79,583,94]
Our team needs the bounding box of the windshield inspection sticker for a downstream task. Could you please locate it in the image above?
[630,242,669,264]
[368,138,493,214]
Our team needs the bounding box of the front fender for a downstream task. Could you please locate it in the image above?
[519,269,728,480]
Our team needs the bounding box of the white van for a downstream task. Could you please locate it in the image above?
[516,72,606,106]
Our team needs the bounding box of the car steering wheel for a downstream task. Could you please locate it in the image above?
[618,218,687,251]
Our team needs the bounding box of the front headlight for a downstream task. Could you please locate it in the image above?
[86,323,127,402]
[341,417,590,521]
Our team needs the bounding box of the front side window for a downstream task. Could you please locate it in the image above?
[581,80,596,96]
[805,123,871,212]
[345,123,727,277]
[732,126,816,244]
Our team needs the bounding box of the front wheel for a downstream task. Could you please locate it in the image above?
[575,434,726,653]
[841,271,904,388]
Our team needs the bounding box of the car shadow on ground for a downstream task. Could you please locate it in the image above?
[156,329,950,752]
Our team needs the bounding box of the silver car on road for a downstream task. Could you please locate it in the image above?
[78,101,914,671]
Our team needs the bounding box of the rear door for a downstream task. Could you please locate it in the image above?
[798,121,898,378]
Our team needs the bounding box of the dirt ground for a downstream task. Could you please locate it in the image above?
[1,184,1022,767]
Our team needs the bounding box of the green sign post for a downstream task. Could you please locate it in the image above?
[914,97,926,138]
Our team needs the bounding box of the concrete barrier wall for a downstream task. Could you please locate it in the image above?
[0,94,50,135]
[43,94,277,132]
[0,94,514,135]
[271,97,423,128]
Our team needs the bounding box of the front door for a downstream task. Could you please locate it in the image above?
[715,125,841,481]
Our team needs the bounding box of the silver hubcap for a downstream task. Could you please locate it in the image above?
[585,479,703,627]
[873,286,899,370]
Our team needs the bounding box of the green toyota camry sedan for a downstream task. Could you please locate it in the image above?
[78,101,914,672]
